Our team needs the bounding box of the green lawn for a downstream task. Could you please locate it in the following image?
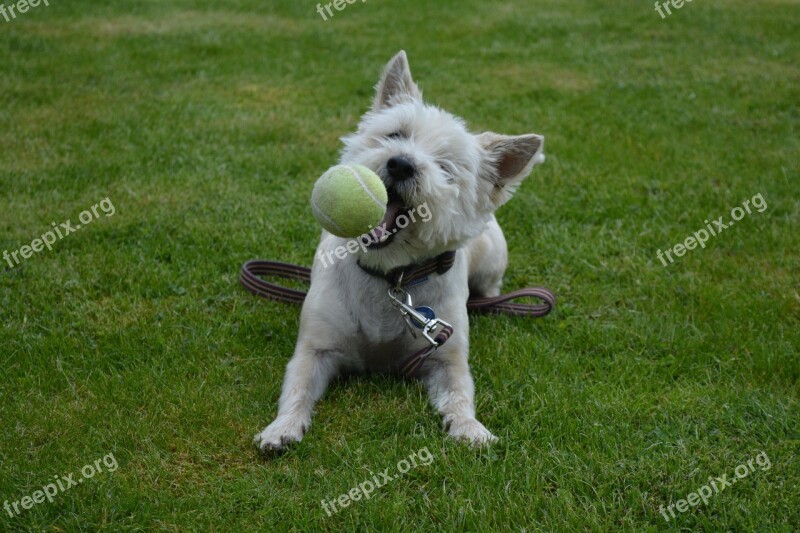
[1,0,798,530]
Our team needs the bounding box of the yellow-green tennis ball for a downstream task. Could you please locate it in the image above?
[311,164,388,238]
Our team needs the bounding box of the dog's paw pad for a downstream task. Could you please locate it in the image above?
[447,418,498,446]
[253,417,308,453]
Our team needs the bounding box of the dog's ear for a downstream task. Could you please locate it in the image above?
[373,50,422,111]
[478,133,545,207]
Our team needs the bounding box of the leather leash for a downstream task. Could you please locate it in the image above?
[239,257,555,376]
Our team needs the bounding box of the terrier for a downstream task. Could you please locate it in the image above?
[254,50,545,451]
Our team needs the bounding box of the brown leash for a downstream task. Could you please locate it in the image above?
[239,257,555,376]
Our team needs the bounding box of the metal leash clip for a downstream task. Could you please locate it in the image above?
[388,286,418,338]
[387,286,452,347]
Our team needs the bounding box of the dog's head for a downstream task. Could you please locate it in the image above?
[341,51,545,270]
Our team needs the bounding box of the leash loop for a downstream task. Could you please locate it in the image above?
[240,259,555,319]
[239,259,555,377]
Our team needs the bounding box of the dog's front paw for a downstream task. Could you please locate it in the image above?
[253,416,308,453]
[446,417,498,446]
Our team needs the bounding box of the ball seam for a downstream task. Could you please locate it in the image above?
[310,195,345,235]
[350,165,387,211]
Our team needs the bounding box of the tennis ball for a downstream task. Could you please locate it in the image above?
[311,164,388,238]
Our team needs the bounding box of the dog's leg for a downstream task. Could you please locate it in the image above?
[466,216,508,298]
[422,345,497,446]
[254,345,339,453]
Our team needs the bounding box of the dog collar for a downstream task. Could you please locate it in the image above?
[357,251,456,288]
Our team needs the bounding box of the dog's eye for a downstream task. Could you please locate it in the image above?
[438,162,452,174]
[386,131,406,140]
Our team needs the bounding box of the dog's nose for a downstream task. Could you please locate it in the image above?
[386,156,415,181]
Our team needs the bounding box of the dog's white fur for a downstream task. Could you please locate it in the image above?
[254,51,544,451]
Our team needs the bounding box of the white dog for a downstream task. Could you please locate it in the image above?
[254,51,544,452]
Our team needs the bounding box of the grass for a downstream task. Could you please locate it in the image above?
[0,0,798,530]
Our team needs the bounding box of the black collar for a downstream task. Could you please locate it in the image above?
[357,251,456,288]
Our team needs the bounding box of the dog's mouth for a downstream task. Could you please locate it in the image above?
[364,188,409,249]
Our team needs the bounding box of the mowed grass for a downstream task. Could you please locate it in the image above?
[1,0,798,530]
